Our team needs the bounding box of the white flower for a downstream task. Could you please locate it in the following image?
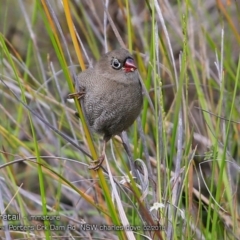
[150,202,165,212]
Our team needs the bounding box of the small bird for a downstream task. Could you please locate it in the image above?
[68,48,143,170]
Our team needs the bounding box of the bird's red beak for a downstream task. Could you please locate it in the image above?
[123,57,137,72]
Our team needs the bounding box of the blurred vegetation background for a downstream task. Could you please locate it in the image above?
[0,0,239,239]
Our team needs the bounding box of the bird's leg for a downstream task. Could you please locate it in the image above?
[89,140,107,170]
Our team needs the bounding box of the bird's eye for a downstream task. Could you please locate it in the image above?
[111,58,122,70]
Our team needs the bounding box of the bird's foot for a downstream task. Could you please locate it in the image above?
[67,91,85,100]
[88,154,105,170]
[74,112,80,119]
